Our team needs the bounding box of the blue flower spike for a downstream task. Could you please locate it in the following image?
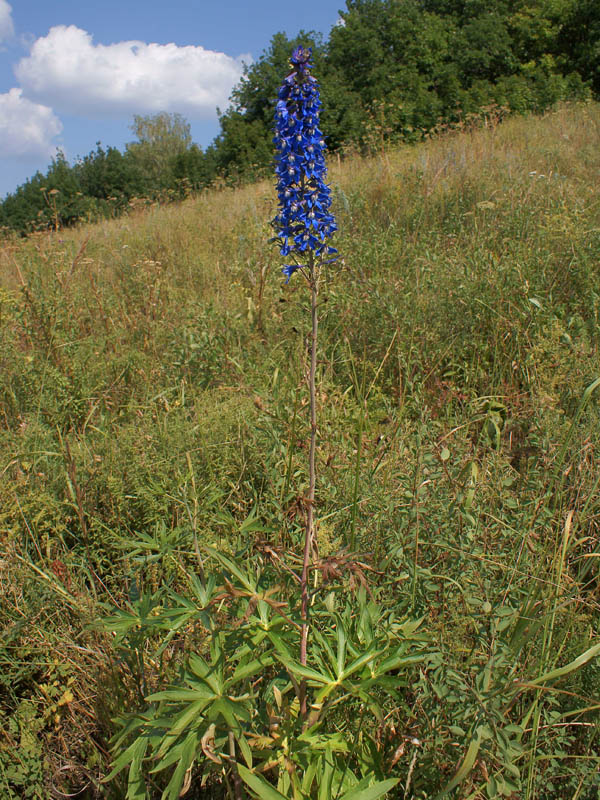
[273,46,337,282]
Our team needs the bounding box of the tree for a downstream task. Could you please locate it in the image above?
[559,0,600,95]
[126,112,193,191]
[328,0,459,137]
[172,144,217,193]
[74,144,146,210]
[213,31,328,178]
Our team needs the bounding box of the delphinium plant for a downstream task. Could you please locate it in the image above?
[104,48,428,800]
[271,44,338,712]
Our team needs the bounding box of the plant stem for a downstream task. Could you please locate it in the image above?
[228,732,243,800]
[300,251,318,717]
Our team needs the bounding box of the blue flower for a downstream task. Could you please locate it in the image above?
[273,47,337,281]
[282,264,302,282]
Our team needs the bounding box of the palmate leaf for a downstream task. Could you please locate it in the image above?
[157,731,199,800]
[204,544,258,593]
[102,609,147,637]
[340,648,381,681]
[312,626,338,675]
[150,730,199,772]
[158,698,210,740]
[374,649,429,676]
[104,734,149,783]
[109,712,150,752]
[231,653,276,684]
[275,654,334,686]
[206,696,251,728]
[188,652,217,682]
[267,630,296,661]
[311,649,381,704]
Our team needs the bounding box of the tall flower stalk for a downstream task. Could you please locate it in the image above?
[272,46,337,714]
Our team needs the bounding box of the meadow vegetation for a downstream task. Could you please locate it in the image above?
[0,102,599,798]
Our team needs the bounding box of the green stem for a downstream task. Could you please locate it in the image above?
[300,250,318,718]
[281,387,300,547]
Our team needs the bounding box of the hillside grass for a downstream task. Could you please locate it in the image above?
[1,102,599,798]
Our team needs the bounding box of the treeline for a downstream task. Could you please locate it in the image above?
[1,0,598,235]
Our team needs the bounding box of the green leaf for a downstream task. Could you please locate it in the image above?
[188,652,211,678]
[205,545,257,592]
[301,758,319,795]
[238,763,288,800]
[188,654,223,694]
[336,619,347,677]
[240,510,267,534]
[527,642,600,686]
[317,753,334,800]
[104,735,148,783]
[267,631,294,660]
[433,734,482,799]
[159,732,198,800]
[374,650,427,676]
[339,777,399,800]
[312,626,337,674]
[231,654,275,684]
[276,655,333,686]
[237,732,253,769]
[341,648,380,680]
[208,697,250,728]
[164,699,209,739]
[127,759,147,800]
[147,687,212,702]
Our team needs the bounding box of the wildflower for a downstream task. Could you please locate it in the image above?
[272,46,336,281]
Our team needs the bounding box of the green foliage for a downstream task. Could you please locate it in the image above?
[0,700,46,799]
[173,144,217,194]
[559,0,600,95]
[0,152,93,234]
[75,143,147,210]
[126,112,193,191]
[103,541,422,799]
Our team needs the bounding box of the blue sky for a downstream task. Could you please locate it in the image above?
[0,0,343,198]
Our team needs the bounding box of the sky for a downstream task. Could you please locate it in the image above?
[0,0,343,198]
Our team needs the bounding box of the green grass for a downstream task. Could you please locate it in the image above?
[1,102,599,799]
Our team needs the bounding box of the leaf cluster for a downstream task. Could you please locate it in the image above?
[103,544,429,799]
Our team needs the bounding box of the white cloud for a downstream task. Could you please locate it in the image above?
[0,0,14,42]
[15,25,248,118]
[0,88,62,159]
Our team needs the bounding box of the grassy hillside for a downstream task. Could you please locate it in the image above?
[1,102,599,799]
